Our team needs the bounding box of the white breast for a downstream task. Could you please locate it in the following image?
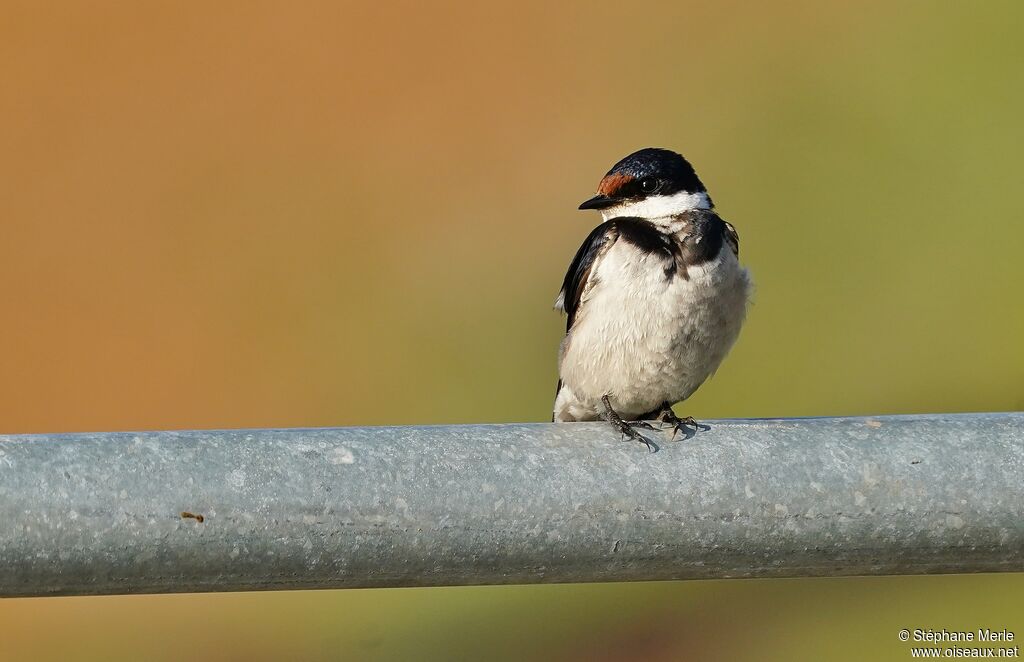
[555,240,751,421]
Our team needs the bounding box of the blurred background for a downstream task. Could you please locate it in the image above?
[1,1,1022,660]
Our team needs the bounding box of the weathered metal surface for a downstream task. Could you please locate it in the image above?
[0,413,1021,597]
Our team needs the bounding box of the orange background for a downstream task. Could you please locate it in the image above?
[1,2,1022,660]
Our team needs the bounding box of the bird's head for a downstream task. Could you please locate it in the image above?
[578,148,711,220]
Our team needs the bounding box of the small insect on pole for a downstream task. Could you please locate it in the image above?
[0,413,1022,597]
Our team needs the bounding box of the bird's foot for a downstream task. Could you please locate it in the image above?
[660,407,710,440]
[601,395,658,452]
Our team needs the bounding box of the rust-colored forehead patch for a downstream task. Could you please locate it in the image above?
[597,173,634,197]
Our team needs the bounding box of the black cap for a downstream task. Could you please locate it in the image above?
[579,148,706,210]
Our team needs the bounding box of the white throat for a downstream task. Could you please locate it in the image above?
[600,190,711,222]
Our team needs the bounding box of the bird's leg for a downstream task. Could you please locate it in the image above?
[655,402,709,440]
[600,395,657,452]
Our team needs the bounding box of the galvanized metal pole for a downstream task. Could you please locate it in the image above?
[0,413,1022,597]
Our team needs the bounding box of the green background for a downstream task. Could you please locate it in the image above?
[1,1,1021,660]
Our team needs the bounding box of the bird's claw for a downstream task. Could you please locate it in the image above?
[602,395,658,452]
[669,417,695,440]
[665,414,710,440]
[619,425,657,453]
[614,419,656,452]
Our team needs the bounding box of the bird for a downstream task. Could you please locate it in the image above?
[552,147,751,451]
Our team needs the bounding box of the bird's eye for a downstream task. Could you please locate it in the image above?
[640,177,659,193]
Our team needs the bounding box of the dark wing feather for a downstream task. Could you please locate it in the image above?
[552,222,618,416]
[723,220,740,257]
[556,220,619,332]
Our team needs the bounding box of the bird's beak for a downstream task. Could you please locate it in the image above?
[578,195,617,211]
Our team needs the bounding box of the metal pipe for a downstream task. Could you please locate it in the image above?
[1,413,1021,597]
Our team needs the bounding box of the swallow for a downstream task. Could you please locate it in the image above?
[553,148,752,450]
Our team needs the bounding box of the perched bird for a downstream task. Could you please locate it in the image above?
[553,148,751,450]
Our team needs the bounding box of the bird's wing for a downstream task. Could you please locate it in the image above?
[555,220,619,332]
[723,220,740,257]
